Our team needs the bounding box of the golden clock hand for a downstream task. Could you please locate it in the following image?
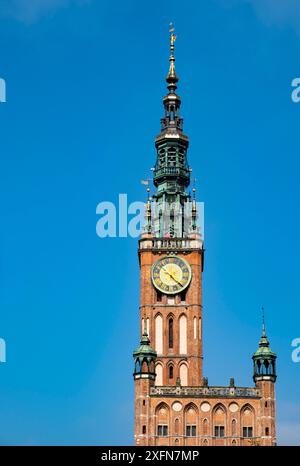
[162,267,183,287]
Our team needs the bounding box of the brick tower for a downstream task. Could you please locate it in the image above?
[132,27,277,447]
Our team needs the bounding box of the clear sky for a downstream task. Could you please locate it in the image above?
[0,0,300,446]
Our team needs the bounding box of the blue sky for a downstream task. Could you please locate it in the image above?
[0,0,300,445]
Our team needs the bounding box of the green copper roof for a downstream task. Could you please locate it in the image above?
[133,331,157,360]
[252,323,276,359]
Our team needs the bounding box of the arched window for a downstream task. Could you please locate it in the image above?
[168,318,173,348]
[155,314,163,354]
[141,359,148,373]
[179,314,187,354]
[185,404,198,437]
[232,419,237,436]
[179,363,188,386]
[213,404,226,438]
[241,405,254,438]
[169,365,174,380]
[203,419,208,435]
[155,363,163,386]
[156,403,169,437]
[193,317,196,338]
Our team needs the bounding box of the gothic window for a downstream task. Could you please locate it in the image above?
[232,419,237,436]
[185,404,197,437]
[169,365,174,379]
[156,404,169,438]
[168,318,173,348]
[142,425,146,434]
[155,314,163,354]
[174,418,179,435]
[203,419,208,435]
[155,363,163,386]
[243,427,253,438]
[214,426,225,438]
[179,363,188,386]
[265,427,269,436]
[179,314,187,354]
[213,404,226,438]
[241,405,254,438]
[135,359,141,373]
[186,425,196,437]
[141,359,148,372]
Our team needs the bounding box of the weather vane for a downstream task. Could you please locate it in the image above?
[169,22,177,47]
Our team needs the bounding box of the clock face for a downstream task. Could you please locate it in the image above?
[151,256,192,295]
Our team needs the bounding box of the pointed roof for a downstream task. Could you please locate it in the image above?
[253,321,276,359]
[133,330,157,360]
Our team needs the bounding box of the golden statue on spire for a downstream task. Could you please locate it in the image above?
[169,22,177,47]
[167,23,178,84]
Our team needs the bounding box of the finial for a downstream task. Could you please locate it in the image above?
[169,22,177,51]
[262,306,266,336]
[166,22,178,88]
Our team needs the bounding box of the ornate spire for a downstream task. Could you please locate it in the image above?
[166,23,179,91]
[252,310,277,383]
[151,25,192,238]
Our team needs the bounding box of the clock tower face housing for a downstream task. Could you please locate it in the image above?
[151,256,192,295]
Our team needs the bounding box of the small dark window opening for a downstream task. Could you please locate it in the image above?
[143,400,146,406]
[265,427,269,436]
[214,426,225,438]
[157,290,162,302]
[186,425,196,437]
[243,427,253,438]
[169,365,174,379]
[265,401,268,408]
[169,318,173,348]
[157,425,168,437]
[181,289,187,302]
[142,425,146,434]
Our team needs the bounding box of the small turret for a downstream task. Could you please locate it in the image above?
[133,330,157,380]
[252,319,277,383]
